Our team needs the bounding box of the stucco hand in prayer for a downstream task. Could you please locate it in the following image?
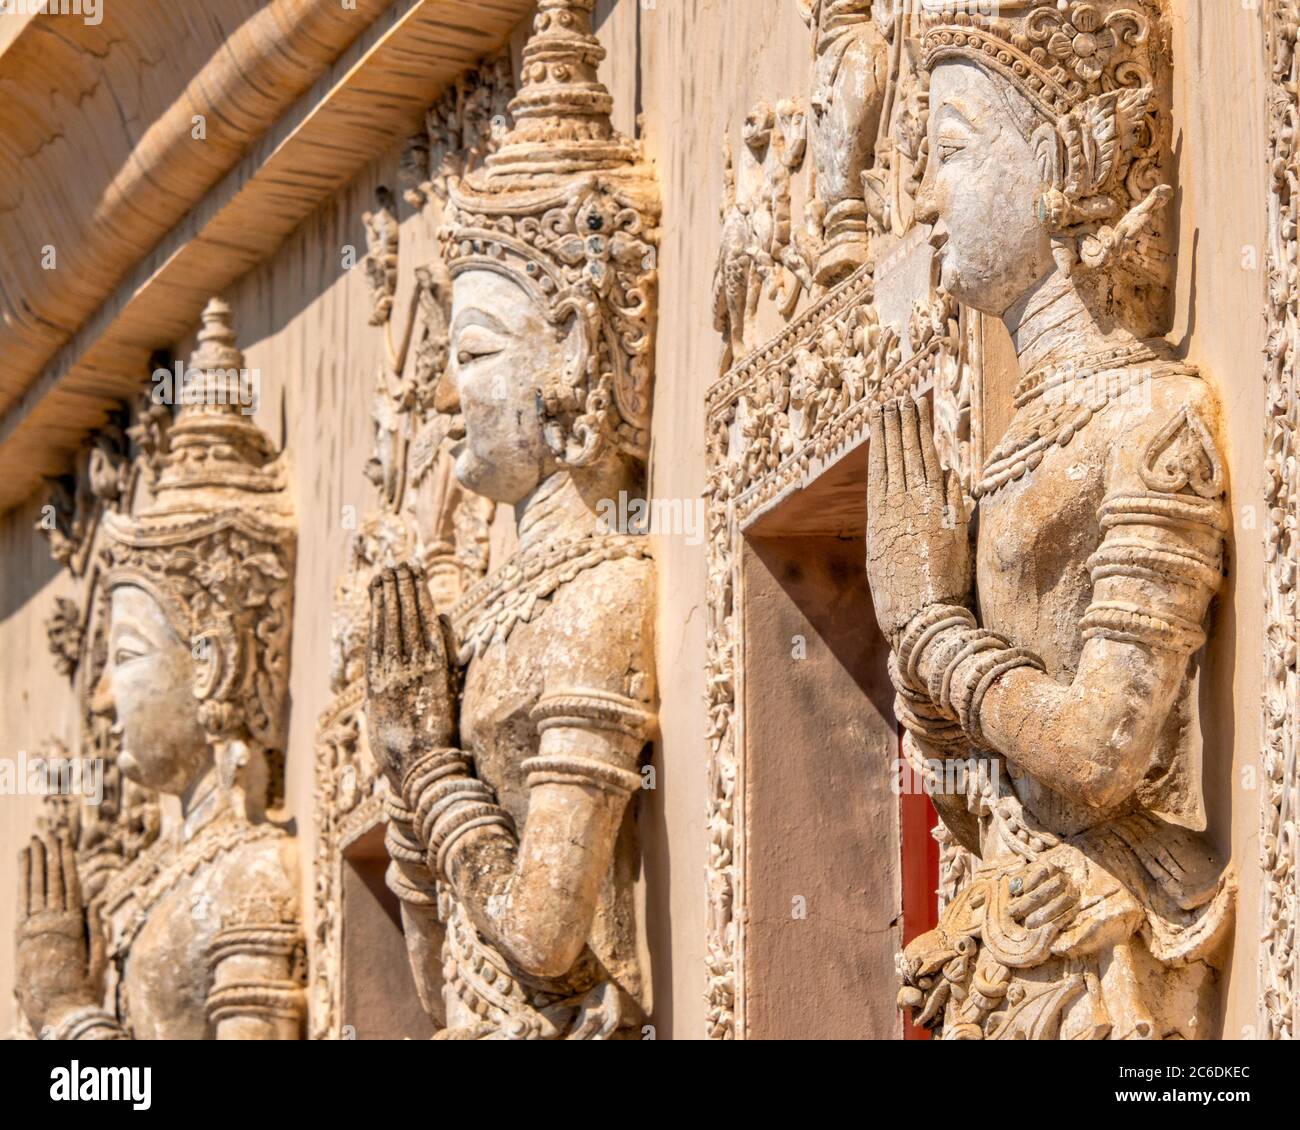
[1008,862,1079,932]
[366,563,459,789]
[16,831,105,1034]
[865,395,973,645]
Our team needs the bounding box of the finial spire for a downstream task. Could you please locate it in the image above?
[484,0,635,180]
[191,297,245,372]
[152,298,281,499]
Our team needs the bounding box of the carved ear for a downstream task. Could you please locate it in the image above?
[191,621,241,724]
[419,266,461,416]
[538,296,601,464]
[1031,122,1062,194]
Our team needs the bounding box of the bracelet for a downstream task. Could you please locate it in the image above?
[936,631,1004,716]
[888,651,966,751]
[961,649,1045,749]
[206,981,305,1026]
[382,796,439,906]
[531,689,656,743]
[433,804,515,882]
[382,794,426,864]
[50,1005,126,1042]
[398,748,516,884]
[522,753,643,796]
[897,605,977,688]
[893,692,967,751]
[897,616,1048,750]
[414,777,496,848]
[385,858,439,906]
[401,748,472,809]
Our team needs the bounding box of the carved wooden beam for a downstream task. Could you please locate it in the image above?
[0,0,534,512]
[0,0,394,411]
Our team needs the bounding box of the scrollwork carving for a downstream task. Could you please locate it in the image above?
[1262,0,1299,1043]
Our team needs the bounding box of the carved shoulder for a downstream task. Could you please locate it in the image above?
[1084,370,1229,656]
[207,827,301,925]
[1104,371,1227,504]
[537,554,658,740]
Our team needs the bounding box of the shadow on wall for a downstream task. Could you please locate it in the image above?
[0,496,62,626]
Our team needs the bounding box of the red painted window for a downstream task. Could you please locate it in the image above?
[898,743,940,1041]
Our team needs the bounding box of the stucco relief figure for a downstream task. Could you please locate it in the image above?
[797,0,889,285]
[365,0,660,1040]
[16,300,305,1040]
[864,1,1235,1039]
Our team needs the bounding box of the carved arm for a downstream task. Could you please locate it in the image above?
[897,396,1227,811]
[402,690,651,980]
[204,903,306,1039]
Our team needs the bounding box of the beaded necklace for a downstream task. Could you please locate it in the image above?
[975,341,1186,498]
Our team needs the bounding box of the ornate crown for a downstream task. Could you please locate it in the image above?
[441,0,659,467]
[101,299,296,750]
[921,1,1170,279]
[920,1,1161,117]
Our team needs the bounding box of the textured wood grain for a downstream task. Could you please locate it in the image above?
[0,0,393,408]
[0,0,533,512]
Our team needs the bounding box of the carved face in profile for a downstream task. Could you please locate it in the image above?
[449,268,569,505]
[918,61,1057,316]
[98,585,210,795]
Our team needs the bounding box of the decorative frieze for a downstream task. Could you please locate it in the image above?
[1261,0,1300,1043]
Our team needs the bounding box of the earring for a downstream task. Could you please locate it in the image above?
[1035,188,1068,230]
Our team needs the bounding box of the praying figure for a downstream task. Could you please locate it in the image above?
[365,0,660,1040]
[16,300,305,1040]
[864,1,1235,1039]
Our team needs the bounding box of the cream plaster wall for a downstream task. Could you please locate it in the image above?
[0,0,1278,1040]
[1167,0,1270,1039]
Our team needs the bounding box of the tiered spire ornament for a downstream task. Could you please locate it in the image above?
[484,0,636,178]
[442,0,660,468]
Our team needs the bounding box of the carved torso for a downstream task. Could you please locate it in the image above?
[441,537,656,1032]
[975,362,1219,839]
[100,811,301,1039]
[893,360,1235,1039]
